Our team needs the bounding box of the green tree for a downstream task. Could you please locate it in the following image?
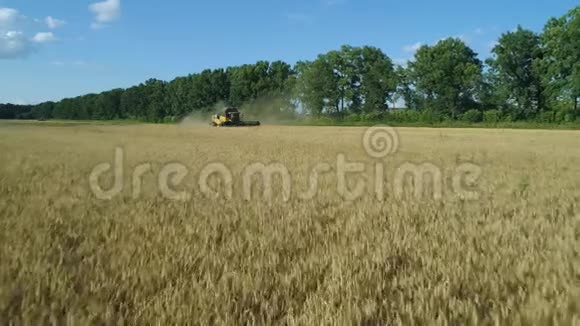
[295,45,396,117]
[166,76,192,117]
[31,101,54,119]
[268,61,294,96]
[408,38,482,118]
[395,65,422,110]
[120,85,148,120]
[477,67,505,112]
[228,65,252,106]
[143,79,167,122]
[488,26,544,120]
[325,46,357,114]
[190,69,229,110]
[294,59,338,116]
[93,89,124,120]
[541,6,580,117]
[356,46,397,113]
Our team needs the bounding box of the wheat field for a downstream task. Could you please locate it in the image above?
[0,121,579,325]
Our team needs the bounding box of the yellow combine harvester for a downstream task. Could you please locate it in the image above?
[211,107,261,127]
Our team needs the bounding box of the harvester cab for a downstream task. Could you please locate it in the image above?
[211,107,260,127]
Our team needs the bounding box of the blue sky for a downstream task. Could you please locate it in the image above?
[0,0,577,104]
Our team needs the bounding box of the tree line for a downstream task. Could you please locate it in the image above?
[1,6,578,124]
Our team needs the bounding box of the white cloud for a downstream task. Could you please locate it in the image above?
[0,7,60,59]
[0,8,31,59]
[0,30,32,59]
[0,8,20,29]
[45,16,66,29]
[51,60,65,66]
[403,42,422,53]
[89,0,121,28]
[32,32,57,43]
[475,28,484,35]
